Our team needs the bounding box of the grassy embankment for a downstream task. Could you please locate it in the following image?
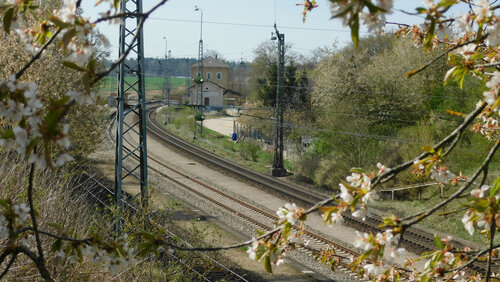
[158,107,500,246]
[157,106,292,174]
[0,152,211,280]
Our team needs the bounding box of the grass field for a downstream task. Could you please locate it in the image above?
[97,76,190,92]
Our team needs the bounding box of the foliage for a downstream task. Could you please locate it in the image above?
[239,140,261,161]
[2,0,500,281]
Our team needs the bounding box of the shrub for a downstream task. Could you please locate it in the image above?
[239,140,261,161]
[174,118,182,129]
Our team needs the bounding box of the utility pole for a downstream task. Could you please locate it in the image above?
[270,24,287,177]
[167,50,172,109]
[115,0,148,233]
[163,36,171,124]
[194,5,204,139]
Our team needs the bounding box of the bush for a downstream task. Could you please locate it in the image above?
[173,118,182,129]
[223,141,236,152]
[239,140,261,161]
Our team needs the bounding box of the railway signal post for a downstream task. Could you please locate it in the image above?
[115,0,149,233]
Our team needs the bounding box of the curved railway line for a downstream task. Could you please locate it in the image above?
[144,106,494,275]
[114,107,364,279]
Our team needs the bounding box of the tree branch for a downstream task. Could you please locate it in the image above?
[373,102,486,187]
[27,163,52,281]
[403,140,500,225]
[407,37,484,78]
[16,227,92,244]
[0,252,17,280]
[94,0,169,82]
[486,217,496,281]
[15,29,61,80]
[17,245,52,281]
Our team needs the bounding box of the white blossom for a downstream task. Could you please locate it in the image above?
[354,231,373,251]
[471,185,490,198]
[276,203,300,225]
[65,90,95,105]
[473,0,492,23]
[339,183,353,204]
[377,162,390,175]
[28,151,47,169]
[53,0,77,24]
[363,263,386,276]
[422,0,435,9]
[430,166,455,185]
[484,71,500,108]
[329,210,344,225]
[13,126,28,156]
[55,153,74,167]
[376,230,394,245]
[377,0,393,12]
[13,203,30,225]
[247,239,259,261]
[457,43,476,59]
[486,21,500,47]
[54,249,66,259]
[359,11,386,33]
[461,211,475,235]
[456,13,473,34]
[80,244,93,256]
[68,42,96,67]
[352,208,366,220]
[346,172,362,187]
[362,191,378,204]
[444,251,455,264]
[390,247,405,259]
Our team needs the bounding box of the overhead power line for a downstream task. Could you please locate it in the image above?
[149,17,354,33]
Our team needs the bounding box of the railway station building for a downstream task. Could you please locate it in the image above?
[188,56,241,108]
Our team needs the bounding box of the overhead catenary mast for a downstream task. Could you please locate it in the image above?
[270,24,287,177]
[194,5,204,139]
[115,0,149,233]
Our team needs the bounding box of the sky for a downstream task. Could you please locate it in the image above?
[79,1,462,62]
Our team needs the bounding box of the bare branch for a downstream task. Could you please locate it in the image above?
[407,37,484,78]
[403,140,500,224]
[15,29,61,80]
[16,227,93,244]
[373,102,486,187]
[0,252,17,280]
[486,219,496,281]
[26,163,52,281]
[94,0,170,82]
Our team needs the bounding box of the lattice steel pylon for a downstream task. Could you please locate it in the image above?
[115,0,148,232]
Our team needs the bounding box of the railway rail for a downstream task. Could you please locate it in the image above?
[145,106,495,275]
[74,169,247,281]
[114,107,363,279]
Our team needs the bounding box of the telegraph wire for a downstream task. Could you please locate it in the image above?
[237,113,495,153]
[148,17,355,33]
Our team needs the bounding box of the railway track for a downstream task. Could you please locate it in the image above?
[74,170,248,281]
[145,107,495,275]
[114,108,364,279]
